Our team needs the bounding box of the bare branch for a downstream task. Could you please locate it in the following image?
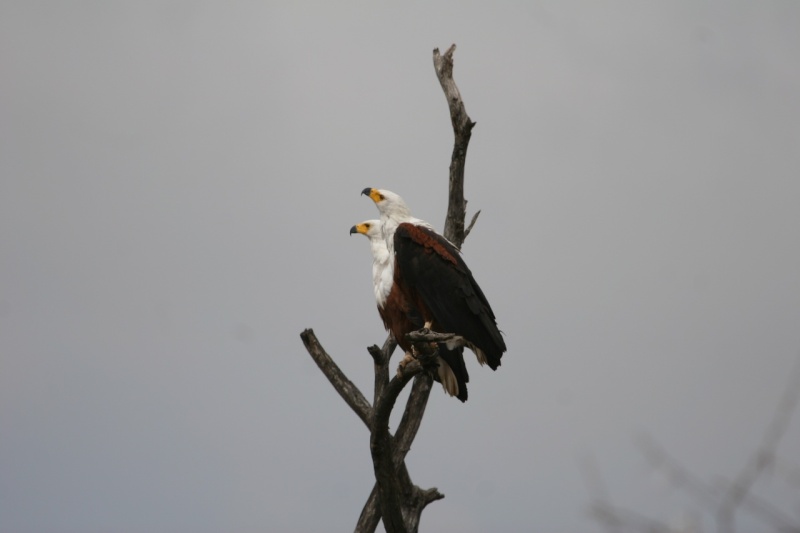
[371,359,427,533]
[357,461,422,533]
[405,330,456,343]
[580,455,624,533]
[593,360,800,533]
[394,374,434,463]
[355,486,381,533]
[717,358,800,533]
[773,456,800,490]
[368,334,397,367]
[637,433,719,509]
[589,501,673,533]
[372,335,396,405]
[403,486,445,533]
[367,345,383,364]
[357,372,434,532]
[637,432,800,533]
[369,336,444,533]
[463,209,481,240]
[434,44,476,248]
[300,329,372,429]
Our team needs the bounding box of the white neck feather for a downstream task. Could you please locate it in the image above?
[369,238,393,308]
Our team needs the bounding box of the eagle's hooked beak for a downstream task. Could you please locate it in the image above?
[349,225,358,236]
[361,188,383,204]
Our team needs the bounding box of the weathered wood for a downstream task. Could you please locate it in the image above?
[300,329,372,429]
[370,359,426,532]
[355,484,381,532]
[403,486,445,533]
[371,336,396,405]
[405,330,455,343]
[464,209,481,241]
[434,44,476,248]
[394,374,434,463]
[357,372,434,532]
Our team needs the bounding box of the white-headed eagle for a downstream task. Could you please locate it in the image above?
[351,219,469,401]
[362,188,506,372]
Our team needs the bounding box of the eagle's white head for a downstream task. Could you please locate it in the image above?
[349,219,383,241]
[361,188,412,219]
[361,187,435,255]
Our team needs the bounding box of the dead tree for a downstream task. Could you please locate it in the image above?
[300,44,479,533]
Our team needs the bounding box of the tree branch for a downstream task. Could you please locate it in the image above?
[371,335,396,405]
[634,432,800,533]
[370,356,430,533]
[434,44,476,248]
[355,485,382,533]
[402,486,445,533]
[589,358,800,533]
[716,357,800,533]
[394,374,434,463]
[300,329,372,429]
[357,367,434,532]
[463,209,481,241]
[589,501,673,533]
[405,330,456,343]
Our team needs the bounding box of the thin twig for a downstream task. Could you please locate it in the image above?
[463,209,481,241]
[580,455,622,533]
[589,501,673,533]
[717,358,800,533]
[637,432,800,532]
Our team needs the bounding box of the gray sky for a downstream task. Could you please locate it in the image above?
[2,2,800,532]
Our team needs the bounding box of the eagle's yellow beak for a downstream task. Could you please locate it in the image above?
[361,187,383,203]
[349,223,369,235]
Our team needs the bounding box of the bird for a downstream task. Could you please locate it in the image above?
[362,188,506,371]
[351,219,469,401]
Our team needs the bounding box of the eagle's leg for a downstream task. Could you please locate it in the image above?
[396,350,417,377]
[420,322,438,352]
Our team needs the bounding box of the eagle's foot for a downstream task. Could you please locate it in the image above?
[396,350,417,377]
[418,321,434,336]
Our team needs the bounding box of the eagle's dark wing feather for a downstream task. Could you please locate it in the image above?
[394,223,506,370]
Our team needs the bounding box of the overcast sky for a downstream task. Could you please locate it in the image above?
[2,2,800,533]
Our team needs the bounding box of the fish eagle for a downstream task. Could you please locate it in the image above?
[362,188,506,371]
[351,219,469,401]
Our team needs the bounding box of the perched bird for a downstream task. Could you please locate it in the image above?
[362,188,506,371]
[351,219,469,401]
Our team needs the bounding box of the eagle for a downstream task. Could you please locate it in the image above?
[351,219,469,401]
[362,188,506,371]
